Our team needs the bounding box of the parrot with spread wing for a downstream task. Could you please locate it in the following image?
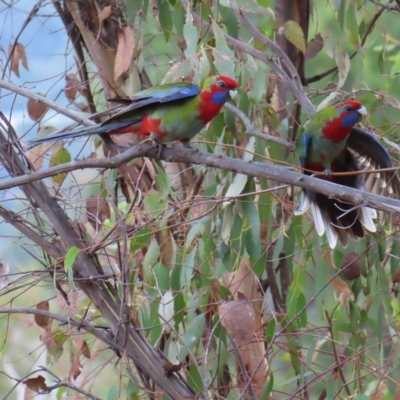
[27,75,238,152]
[294,100,400,249]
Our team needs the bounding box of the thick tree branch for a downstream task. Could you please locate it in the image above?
[2,142,400,215]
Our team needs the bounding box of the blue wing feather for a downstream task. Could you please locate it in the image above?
[298,134,311,168]
[104,83,200,124]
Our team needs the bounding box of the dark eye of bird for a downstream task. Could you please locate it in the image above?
[345,105,352,112]
[218,81,226,89]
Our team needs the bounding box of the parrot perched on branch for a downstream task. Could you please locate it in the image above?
[294,100,400,249]
[27,75,238,152]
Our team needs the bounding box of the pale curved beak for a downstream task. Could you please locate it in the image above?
[358,105,367,117]
[229,89,238,99]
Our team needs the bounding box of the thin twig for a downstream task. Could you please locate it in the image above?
[0,80,95,127]
[306,7,385,84]
[224,102,294,149]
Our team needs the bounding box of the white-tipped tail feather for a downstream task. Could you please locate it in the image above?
[294,191,311,216]
[360,206,377,232]
[310,202,326,237]
[295,193,378,249]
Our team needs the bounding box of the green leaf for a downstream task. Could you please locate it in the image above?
[334,46,350,88]
[49,148,71,185]
[185,223,204,249]
[187,363,204,391]
[284,20,306,54]
[296,292,307,328]
[223,136,256,206]
[130,227,153,253]
[347,1,360,46]
[354,395,370,400]
[154,163,171,200]
[211,18,235,77]
[243,201,261,258]
[143,239,160,286]
[180,314,205,359]
[157,0,173,41]
[260,374,273,400]
[249,66,267,101]
[149,298,162,344]
[65,246,79,271]
[153,262,169,291]
[199,45,211,83]
[144,190,168,219]
[162,60,192,84]
[181,248,196,287]
[265,319,275,342]
[221,204,235,243]
[183,7,198,58]
[107,386,119,400]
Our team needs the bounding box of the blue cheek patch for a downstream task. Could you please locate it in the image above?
[211,91,229,105]
[341,112,361,127]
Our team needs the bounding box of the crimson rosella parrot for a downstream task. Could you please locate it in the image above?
[27,75,238,152]
[294,100,400,249]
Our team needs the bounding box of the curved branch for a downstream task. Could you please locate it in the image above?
[237,11,302,88]
[306,7,385,84]
[180,0,315,115]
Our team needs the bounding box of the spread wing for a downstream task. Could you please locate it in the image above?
[347,127,400,199]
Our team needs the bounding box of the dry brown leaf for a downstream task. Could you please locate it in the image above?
[8,42,29,77]
[73,101,90,112]
[65,73,89,103]
[24,376,49,393]
[74,338,91,358]
[23,386,33,400]
[99,5,112,22]
[0,262,10,290]
[65,74,79,103]
[219,300,255,345]
[177,37,187,52]
[219,299,269,396]
[80,340,91,358]
[70,353,82,380]
[86,196,111,229]
[27,94,48,121]
[394,386,400,400]
[34,301,50,329]
[114,26,134,83]
[340,252,361,281]
[28,143,52,169]
[305,33,324,60]
[163,362,183,375]
[40,329,60,350]
[330,276,355,304]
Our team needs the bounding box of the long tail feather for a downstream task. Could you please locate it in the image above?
[310,201,325,236]
[26,120,135,149]
[360,206,377,232]
[294,190,311,215]
[323,216,338,249]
